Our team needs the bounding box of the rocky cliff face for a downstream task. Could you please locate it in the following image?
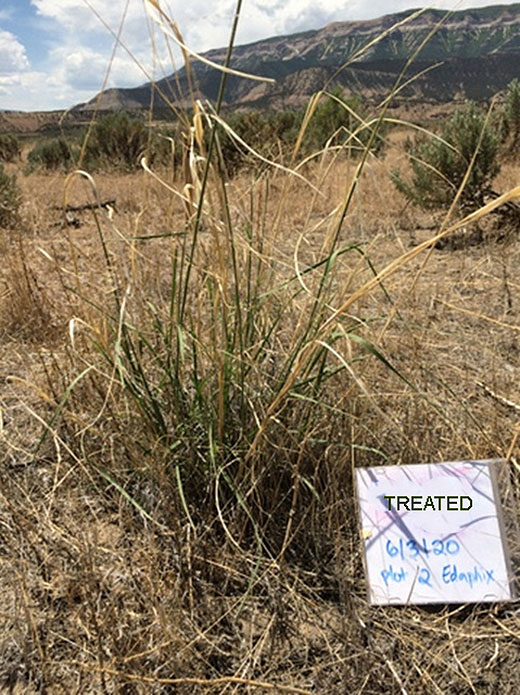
[77,4,520,112]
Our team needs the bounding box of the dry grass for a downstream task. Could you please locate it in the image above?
[0,118,519,695]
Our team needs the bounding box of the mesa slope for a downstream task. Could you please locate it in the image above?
[78,3,520,112]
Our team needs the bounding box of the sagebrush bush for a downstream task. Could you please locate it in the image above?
[27,137,76,171]
[0,162,21,227]
[84,112,157,170]
[215,109,300,174]
[391,102,501,210]
[213,93,385,175]
[0,134,21,162]
[303,88,386,155]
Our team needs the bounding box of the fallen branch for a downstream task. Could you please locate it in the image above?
[52,199,116,213]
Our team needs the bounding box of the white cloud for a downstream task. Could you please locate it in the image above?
[7,70,104,111]
[47,45,149,91]
[0,30,30,74]
[31,0,124,32]
[0,75,21,89]
[30,1,171,84]
[31,0,160,44]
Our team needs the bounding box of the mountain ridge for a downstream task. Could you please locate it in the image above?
[77,3,520,112]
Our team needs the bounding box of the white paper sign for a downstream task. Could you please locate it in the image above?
[356,460,514,605]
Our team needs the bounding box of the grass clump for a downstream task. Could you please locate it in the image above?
[392,102,501,210]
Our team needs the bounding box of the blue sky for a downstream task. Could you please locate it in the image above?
[1,0,519,111]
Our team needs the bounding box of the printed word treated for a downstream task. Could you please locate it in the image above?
[383,495,473,511]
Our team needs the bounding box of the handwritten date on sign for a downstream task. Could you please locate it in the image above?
[355,461,514,605]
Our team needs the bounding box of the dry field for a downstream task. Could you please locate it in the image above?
[0,130,519,694]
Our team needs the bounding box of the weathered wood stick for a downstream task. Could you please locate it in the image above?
[52,199,116,213]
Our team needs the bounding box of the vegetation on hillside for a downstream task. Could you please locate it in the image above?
[22,93,385,176]
[91,4,520,110]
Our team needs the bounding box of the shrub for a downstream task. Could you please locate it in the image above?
[502,78,520,153]
[302,88,386,155]
[0,163,21,227]
[181,98,384,179]
[213,96,386,176]
[84,112,154,170]
[215,109,301,175]
[0,134,21,162]
[391,102,501,210]
[27,137,76,171]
